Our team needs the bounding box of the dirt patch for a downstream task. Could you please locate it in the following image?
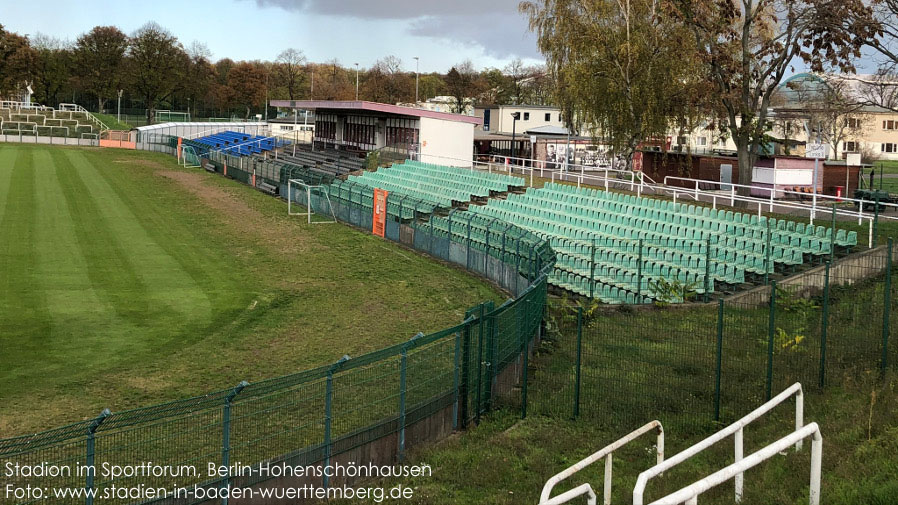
[156,170,311,256]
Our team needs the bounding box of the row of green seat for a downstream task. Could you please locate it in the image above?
[404,160,525,187]
[346,173,451,208]
[543,183,857,247]
[359,169,487,201]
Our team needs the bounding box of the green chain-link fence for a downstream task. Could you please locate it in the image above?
[0,142,556,505]
[532,239,896,430]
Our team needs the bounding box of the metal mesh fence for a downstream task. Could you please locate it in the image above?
[0,141,555,505]
[532,240,896,429]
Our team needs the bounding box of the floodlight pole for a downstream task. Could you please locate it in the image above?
[510,112,520,165]
[414,57,420,104]
[117,89,123,122]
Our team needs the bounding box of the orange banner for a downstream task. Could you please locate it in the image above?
[177,137,182,159]
[372,188,389,237]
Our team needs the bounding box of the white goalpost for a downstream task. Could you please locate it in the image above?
[180,146,201,168]
[287,179,337,224]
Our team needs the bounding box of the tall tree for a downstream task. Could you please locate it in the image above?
[31,35,72,107]
[183,41,214,118]
[667,0,879,195]
[228,61,267,119]
[444,61,483,114]
[275,48,307,100]
[479,68,512,104]
[73,26,128,112]
[789,76,869,160]
[521,0,706,165]
[504,58,529,104]
[127,22,188,124]
[0,25,36,99]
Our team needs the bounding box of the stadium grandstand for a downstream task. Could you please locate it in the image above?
[346,160,525,209]
[0,102,102,138]
[184,130,288,156]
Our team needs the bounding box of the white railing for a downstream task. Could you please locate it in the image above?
[648,423,823,505]
[58,103,109,132]
[539,421,664,505]
[664,175,898,224]
[0,101,53,111]
[633,383,805,505]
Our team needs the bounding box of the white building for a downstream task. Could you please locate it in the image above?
[474,104,564,134]
[269,100,481,167]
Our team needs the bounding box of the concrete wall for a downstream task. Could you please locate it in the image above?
[727,242,897,307]
[419,117,473,167]
[0,134,98,146]
[135,122,269,140]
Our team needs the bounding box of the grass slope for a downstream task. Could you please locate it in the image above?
[0,144,501,436]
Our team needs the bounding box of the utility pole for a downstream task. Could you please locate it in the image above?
[414,56,420,105]
[355,63,359,100]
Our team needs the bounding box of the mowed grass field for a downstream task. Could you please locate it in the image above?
[0,144,501,437]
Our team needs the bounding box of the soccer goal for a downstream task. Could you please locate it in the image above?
[287,179,337,224]
[155,110,191,122]
[180,145,201,168]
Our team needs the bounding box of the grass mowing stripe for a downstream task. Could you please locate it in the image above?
[49,148,164,327]
[86,151,253,335]
[0,146,17,224]
[0,148,51,373]
[63,149,213,326]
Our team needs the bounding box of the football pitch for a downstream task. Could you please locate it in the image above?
[0,144,499,436]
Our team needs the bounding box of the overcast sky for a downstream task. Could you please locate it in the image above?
[0,0,543,72]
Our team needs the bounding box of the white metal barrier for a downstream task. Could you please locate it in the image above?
[540,421,664,505]
[648,423,823,505]
[58,102,109,132]
[633,383,805,505]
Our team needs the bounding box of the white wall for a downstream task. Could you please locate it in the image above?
[419,117,474,167]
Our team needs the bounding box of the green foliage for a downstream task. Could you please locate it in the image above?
[649,276,698,306]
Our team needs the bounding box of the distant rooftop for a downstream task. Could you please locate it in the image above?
[269,100,482,125]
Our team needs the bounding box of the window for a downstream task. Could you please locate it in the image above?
[281,125,294,131]
[545,113,551,121]
[697,136,708,147]
[677,135,688,146]
[882,143,897,153]
[843,141,858,153]
[523,112,530,120]
[884,120,897,130]
[845,118,861,129]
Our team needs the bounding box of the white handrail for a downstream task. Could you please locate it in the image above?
[58,102,109,132]
[664,175,898,215]
[633,383,804,505]
[540,420,664,505]
[543,483,599,505]
[648,423,823,505]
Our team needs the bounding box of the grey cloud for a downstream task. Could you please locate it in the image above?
[253,0,516,19]
[252,0,541,61]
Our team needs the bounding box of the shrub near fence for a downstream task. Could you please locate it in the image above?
[532,240,896,429]
[0,142,555,505]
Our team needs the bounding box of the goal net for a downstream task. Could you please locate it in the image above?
[287,179,337,224]
[155,110,191,122]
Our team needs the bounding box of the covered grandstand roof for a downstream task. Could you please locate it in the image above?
[269,100,483,125]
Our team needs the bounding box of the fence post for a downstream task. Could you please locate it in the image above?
[452,328,462,430]
[637,239,643,300]
[874,195,880,245]
[475,303,485,424]
[520,298,530,420]
[460,319,472,429]
[221,381,248,505]
[765,218,772,285]
[589,237,596,299]
[84,409,111,505]
[398,333,423,463]
[830,204,836,264]
[705,236,712,302]
[573,306,583,419]
[324,355,350,489]
[714,299,724,422]
[819,262,831,388]
[766,281,777,401]
[882,238,893,373]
